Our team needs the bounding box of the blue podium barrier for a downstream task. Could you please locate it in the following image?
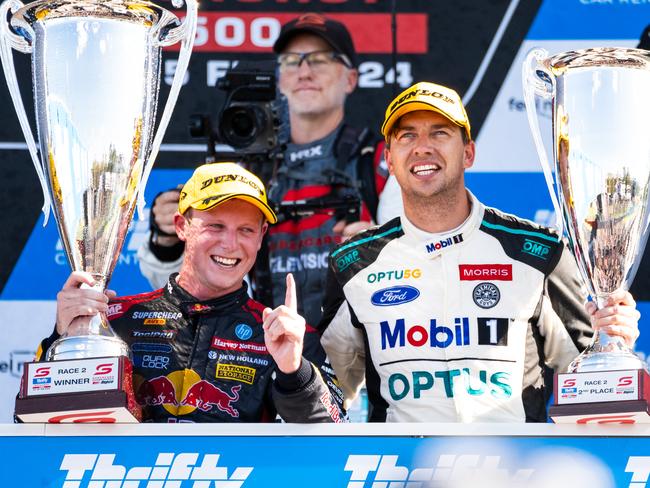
[2,423,650,487]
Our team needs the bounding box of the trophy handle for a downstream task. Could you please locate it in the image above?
[0,0,52,225]
[522,48,563,234]
[135,0,198,220]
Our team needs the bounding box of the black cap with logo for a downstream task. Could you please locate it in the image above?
[272,13,358,68]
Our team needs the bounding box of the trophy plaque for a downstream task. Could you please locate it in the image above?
[523,47,650,423]
[0,0,197,422]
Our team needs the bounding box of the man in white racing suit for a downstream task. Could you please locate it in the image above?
[319,81,641,423]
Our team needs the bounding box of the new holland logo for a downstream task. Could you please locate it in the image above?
[473,282,500,309]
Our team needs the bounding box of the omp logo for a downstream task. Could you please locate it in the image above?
[522,238,551,259]
[344,454,533,487]
[335,249,360,271]
[626,456,650,487]
[59,452,253,488]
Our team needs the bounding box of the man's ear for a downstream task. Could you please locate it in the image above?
[463,140,476,170]
[174,212,189,242]
[346,68,358,94]
[385,145,395,175]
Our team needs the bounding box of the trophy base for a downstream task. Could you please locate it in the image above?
[15,356,141,423]
[550,369,650,424]
[46,335,131,361]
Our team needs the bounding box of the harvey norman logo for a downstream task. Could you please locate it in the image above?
[59,453,252,487]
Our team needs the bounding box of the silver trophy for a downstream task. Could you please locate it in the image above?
[0,0,197,360]
[523,47,650,373]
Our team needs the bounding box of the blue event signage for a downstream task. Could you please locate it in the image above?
[1,169,192,300]
[1,425,650,487]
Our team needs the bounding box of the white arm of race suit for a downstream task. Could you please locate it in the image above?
[376,175,403,225]
[137,233,183,290]
[320,300,366,409]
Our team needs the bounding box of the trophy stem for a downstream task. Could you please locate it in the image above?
[45,275,130,361]
[568,328,647,373]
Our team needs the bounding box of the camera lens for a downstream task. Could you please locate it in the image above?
[220,105,267,149]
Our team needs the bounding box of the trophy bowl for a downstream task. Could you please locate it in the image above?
[523,47,650,373]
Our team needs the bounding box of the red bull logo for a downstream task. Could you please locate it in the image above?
[136,376,178,407]
[181,382,241,418]
[134,370,241,418]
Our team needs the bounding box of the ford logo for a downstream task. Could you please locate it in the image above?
[370,286,420,306]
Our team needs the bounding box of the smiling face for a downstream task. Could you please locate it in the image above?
[278,33,357,121]
[385,110,475,210]
[175,199,268,300]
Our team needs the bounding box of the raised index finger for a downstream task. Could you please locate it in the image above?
[285,273,297,312]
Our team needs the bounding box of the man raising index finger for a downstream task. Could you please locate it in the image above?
[263,273,306,374]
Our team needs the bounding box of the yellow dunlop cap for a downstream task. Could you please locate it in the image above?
[381,81,471,142]
[178,162,277,224]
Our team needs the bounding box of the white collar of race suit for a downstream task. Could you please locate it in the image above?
[399,189,484,259]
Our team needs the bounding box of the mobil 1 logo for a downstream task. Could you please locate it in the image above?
[477,318,510,346]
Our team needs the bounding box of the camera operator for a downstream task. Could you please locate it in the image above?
[139,13,391,330]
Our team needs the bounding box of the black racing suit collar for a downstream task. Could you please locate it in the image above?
[163,273,250,316]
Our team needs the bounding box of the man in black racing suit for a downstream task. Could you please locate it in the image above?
[39,163,345,423]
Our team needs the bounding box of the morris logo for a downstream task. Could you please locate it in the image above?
[371,286,420,306]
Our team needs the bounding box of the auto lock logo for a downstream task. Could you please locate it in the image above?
[522,238,551,260]
[425,233,463,254]
[58,452,252,487]
[344,453,533,487]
